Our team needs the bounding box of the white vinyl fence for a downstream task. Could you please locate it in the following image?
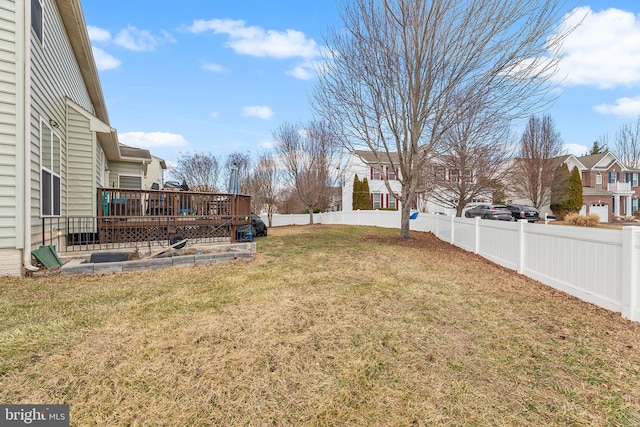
[262,211,640,322]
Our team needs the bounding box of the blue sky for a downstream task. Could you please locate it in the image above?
[82,1,640,168]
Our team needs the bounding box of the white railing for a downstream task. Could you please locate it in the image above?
[262,211,640,322]
[608,182,631,192]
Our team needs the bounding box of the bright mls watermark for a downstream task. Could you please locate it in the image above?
[0,405,69,426]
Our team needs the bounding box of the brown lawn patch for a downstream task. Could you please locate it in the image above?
[1,225,639,425]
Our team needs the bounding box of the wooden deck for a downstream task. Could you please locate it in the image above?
[97,188,252,244]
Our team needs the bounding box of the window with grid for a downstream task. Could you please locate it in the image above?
[372,193,382,209]
[371,167,381,180]
[388,194,397,209]
[387,166,396,180]
[41,120,61,216]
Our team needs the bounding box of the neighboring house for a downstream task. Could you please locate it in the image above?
[0,0,152,275]
[507,151,638,223]
[325,186,342,212]
[144,155,167,189]
[342,151,402,211]
[564,151,638,222]
[416,157,493,215]
[342,150,493,215]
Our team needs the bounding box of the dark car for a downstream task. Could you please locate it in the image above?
[464,204,513,221]
[251,214,268,236]
[506,205,540,222]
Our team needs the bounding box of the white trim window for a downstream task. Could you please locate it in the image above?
[31,0,43,44]
[41,119,61,217]
[387,166,396,181]
[388,194,397,209]
[372,192,382,209]
[371,167,381,180]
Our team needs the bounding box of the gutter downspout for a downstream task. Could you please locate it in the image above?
[23,0,38,273]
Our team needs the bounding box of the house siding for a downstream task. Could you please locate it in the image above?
[342,153,402,212]
[109,162,143,188]
[66,103,94,216]
[0,1,21,249]
[28,0,95,250]
[0,248,22,275]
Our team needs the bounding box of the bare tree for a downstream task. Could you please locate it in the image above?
[169,152,220,192]
[427,93,513,216]
[222,152,252,193]
[511,115,566,209]
[273,121,340,224]
[246,152,281,226]
[314,0,575,238]
[613,116,640,168]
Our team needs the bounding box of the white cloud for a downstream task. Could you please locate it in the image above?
[242,105,274,120]
[188,18,321,60]
[119,132,188,148]
[202,63,225,72]
[564,143,588,156]
[87,25,111,42]
[594,96,640,117]
[210,112,220,119]
[286,64,314,80]
[91,46,121,71]
[553,7,640,88]
[114,26,160,52]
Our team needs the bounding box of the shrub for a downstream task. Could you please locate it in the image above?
[564,212,600,227]
[633,209,640,219]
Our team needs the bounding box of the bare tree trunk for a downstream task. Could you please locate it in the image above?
[400,194,411,239]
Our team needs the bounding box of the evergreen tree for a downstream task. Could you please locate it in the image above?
[589,140,607,155]
[352,174,361,210]
[550,164,582,218]
[565,166,583,213]
[360,177,372,209]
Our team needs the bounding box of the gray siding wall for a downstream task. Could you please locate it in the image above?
[66,104,94,216]
[29,0,95,249]
[0,1,21,249]
[109,162,143,188]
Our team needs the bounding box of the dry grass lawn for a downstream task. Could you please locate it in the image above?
[1,225,639,426]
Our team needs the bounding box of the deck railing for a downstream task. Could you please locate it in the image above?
[38,188,252,252]
[97,187,251,218]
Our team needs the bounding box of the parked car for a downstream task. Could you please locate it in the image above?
[506,205,540,222]
[464,204,513,221]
